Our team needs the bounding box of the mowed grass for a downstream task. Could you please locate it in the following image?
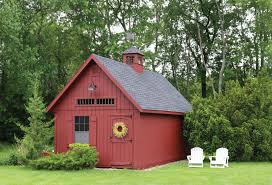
[0,143,271,185]
[0,162,272,185]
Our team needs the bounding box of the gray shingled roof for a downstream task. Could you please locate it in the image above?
[94,54,192,113]
[123,47,144,55]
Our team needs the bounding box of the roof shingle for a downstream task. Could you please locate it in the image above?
[94,54,192,113]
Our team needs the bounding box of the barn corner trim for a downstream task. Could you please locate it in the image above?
[46,54,143,113]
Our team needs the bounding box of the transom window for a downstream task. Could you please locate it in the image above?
[75,116,89,131]
[77,99,95,105]
[96,98,115,105]
[77,98,115,105]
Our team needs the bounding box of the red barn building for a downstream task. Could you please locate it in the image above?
[47,47,192,169]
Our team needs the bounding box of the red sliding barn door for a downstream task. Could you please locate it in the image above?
[110,115,133,168]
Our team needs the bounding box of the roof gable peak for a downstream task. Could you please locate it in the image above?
[46,54,143,113]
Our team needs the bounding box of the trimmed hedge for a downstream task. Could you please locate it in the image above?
[30,144,98,170]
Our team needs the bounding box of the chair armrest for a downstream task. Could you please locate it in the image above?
[209,156,216,161]
[187,155,191,161]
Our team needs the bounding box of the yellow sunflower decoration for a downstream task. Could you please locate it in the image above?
[113,122,128,138]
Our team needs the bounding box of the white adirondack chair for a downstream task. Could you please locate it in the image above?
[209,148,229,168]
[187,147,205,168]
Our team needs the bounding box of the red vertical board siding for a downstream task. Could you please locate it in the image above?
[134,113,185,169]
[54,113,58,152]
[67,114,74,148]
[90,116,97,147]
[52,62,136,167]
[52,61,186,169]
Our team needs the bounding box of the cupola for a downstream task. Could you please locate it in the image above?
[122,47,144,73]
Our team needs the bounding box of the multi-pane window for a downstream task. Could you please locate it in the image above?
[126,56,134,64]
[77,98,115,105]
[75,116,89,131]
[77,99,95,105]
[138,56,143,65]
[96,98,115,105]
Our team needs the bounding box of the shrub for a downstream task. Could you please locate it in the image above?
[5,153,28,165]
[0,155,9,165]
[30,144,98,170]
[0,152,27,166]
[184,76,272,161]
[0,144,20,165]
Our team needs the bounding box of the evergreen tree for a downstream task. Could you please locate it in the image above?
[16,79,53,160]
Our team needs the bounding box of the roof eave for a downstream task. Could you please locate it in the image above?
[141,109,185,115]
[122,52,144,56]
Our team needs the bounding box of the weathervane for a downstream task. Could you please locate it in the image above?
[125,32,136,43]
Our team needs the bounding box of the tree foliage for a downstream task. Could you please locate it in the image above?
[184,74,272,161]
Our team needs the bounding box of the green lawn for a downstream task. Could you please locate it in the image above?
[0,162,272,185]
[0,144,271,185]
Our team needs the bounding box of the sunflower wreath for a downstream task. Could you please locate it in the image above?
[112,122,128,138]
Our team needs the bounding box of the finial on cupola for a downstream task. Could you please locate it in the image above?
[123,33,144,73]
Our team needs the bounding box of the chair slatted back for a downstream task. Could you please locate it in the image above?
[191,147,204,162]
[216,148,228,163]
